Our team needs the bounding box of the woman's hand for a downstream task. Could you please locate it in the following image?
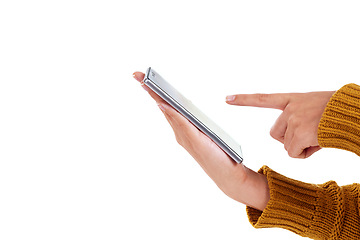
[226,91,335,158]
[133,72,270,211]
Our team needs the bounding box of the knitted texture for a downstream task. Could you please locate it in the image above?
[318,83,360,155]
[246,84,360,239]
[246,166,360,239]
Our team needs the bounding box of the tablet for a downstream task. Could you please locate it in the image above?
[143,67,243,164]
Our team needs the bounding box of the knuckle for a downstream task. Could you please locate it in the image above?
[271,132,283,143]
[270,128,280,139]
[287,150,297,158]
[286,102,300,113]
[284,142,289,151]
[287,143,305,159]
[286,103,296,112]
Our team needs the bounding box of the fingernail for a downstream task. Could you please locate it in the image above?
[157,103,165,112]
[226,95,235,102]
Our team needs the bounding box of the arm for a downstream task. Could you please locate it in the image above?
[226,84,360,158]
[318,83,360,155]
[245,84,360,239]
[226,91,335,158]
[135,72,360,239]
[246,166,360,240]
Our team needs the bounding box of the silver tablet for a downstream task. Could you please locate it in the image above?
[143,67,243,164]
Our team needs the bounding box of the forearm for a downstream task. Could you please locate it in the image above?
[247,166,360,240]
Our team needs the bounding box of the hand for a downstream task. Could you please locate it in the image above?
[133,72,270,211]
[226,91,335,158]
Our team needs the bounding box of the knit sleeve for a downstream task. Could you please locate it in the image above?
[318,83,360,155]
[246,166,360,240]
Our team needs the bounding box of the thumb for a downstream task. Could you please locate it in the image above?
[225,93,292,110]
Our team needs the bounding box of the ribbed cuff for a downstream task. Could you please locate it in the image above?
[246,166,345,239]
[318,83,360,156]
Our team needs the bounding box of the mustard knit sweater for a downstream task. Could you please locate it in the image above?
[246,84,360,240]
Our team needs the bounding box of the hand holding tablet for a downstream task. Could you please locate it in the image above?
[133,69,270,211]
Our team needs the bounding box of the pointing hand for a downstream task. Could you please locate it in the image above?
[226,91,335,158]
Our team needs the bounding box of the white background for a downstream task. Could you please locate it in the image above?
[1,0,360,239]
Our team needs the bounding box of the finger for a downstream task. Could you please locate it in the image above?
[287,138,306,158]
[270,111,289,143]
[132,71,167,104]
[158,104,177,130]
[158,102,201,143]
[133,71,152,92]
[133,71,195,135]
[146,86,168,104]
[304,146,321,158]
[287,132,316,158]
[133,71,144,82]
[225,93,292,110]
[157,103,188,145]
[283,124,294,151]
[159,103,198,132]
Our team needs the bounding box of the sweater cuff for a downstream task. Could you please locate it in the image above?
[246,166,344,239]
[318,83,360,156]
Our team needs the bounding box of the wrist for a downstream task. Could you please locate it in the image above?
[235,166,270,211]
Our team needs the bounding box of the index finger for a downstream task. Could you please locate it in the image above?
[225,93,292,110]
